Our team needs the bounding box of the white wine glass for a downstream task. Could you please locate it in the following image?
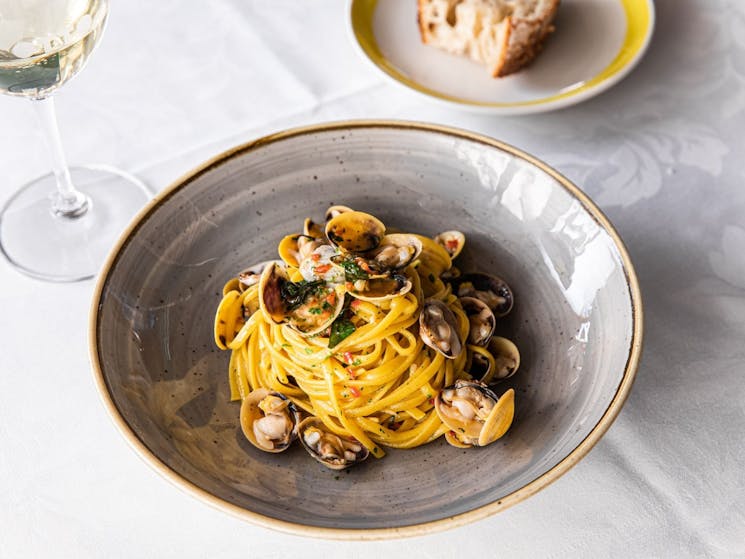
[0,0,150,282]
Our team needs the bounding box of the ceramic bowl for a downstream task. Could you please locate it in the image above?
[90,121,642,539]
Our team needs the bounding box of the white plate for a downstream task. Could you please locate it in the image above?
[348,0,655,114]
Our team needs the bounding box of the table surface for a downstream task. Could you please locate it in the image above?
[1,1,744,557]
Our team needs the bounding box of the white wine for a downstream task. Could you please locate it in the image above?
[0,0,108,99]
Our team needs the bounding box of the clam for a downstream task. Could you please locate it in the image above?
[434,380,515,447]
[240,388,300,453]
[366,234,423,270]
[419,299,462,359]
[450,273,513,317]
[297,236,324,261]
[287,282,346,335]
[259,261,346,335]
[277,234,304,268]
[258,261,291,324]
[299,244,346,284]
[298,417,369,470]
[238,261,272,289]
[325,211,385,253]
[459,296,496,346]
[440,266,461,281]
[324,204,354,222]
[303,217,325,239]
[434,231,465,260]
[488,336,520,381]
[467,349,492,383]
[347,273,412,302]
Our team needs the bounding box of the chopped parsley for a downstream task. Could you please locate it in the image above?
[308,307,323,315]
[280,279,325,311]
[329,317,356,348]
[336,257,370,281]
[428,273,436,283]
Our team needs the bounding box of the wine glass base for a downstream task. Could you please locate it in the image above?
[0,164,151,282]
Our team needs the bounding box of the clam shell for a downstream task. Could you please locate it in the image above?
[459,296,496,346]
[303,217,325,239]
[450,272,513,317]
[258,261,290,324]
[287,283,346,336]
[325,211,386,253]
[367,234,423,270]
[488,336,520,381]
[347,274,412,302]
[237,261,272,289]
[297,417,369,470]
[278,234,303,268]
[418,298,462,359]
[299,245,346,284]
[434,380,514,447]
[258,260,346,335]
[434,230,466,260]
[240,388,300,453]
[324,204,354,222]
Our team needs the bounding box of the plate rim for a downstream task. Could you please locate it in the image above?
[347,0,656,115]
[89,120,644,540]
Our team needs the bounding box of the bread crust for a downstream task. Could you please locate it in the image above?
[417,0,560,78]
[493,0,560,77]
[417,0,429,42]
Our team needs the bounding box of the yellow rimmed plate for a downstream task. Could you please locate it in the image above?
[349,0,655,114]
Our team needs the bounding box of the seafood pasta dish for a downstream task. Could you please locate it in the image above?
[214,206,519,470]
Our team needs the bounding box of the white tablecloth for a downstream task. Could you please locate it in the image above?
[1,1,743,557]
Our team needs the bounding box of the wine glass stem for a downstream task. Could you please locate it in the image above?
[31,97,90,218]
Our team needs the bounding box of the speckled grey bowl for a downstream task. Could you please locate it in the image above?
[90,121,642,539]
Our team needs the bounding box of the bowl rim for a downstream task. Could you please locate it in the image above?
[89,120,643,540]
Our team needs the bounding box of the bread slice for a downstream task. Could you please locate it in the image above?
[417,0,560,78]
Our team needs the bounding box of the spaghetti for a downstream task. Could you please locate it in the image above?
[214,208,518,469]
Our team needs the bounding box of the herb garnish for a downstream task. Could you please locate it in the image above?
[280,279,325,310]
[329,317,356,348]
[336,257,370,281]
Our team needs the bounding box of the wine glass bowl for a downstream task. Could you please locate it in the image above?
[0,0,107,98]
[0,0,150,282]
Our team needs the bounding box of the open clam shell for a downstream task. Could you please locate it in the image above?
[287,283,346,336]
[434,230,466,260]
[277,234,303,268]
[303,217,325,239]
[347,273,412,302]
[240,388,301,453]
[237,261,272,290]
[299,245,346,284]
[419,298,462,359]
[259,260,346,335]
[325,210,386,253]
[434,380,515,447]
[297,417,369,470]
[366,234,423,270]
[324,204,354,222]
[459,296,496,346]
[450,272,514,317]
[488,336,520,381]
[258,261,291,324]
